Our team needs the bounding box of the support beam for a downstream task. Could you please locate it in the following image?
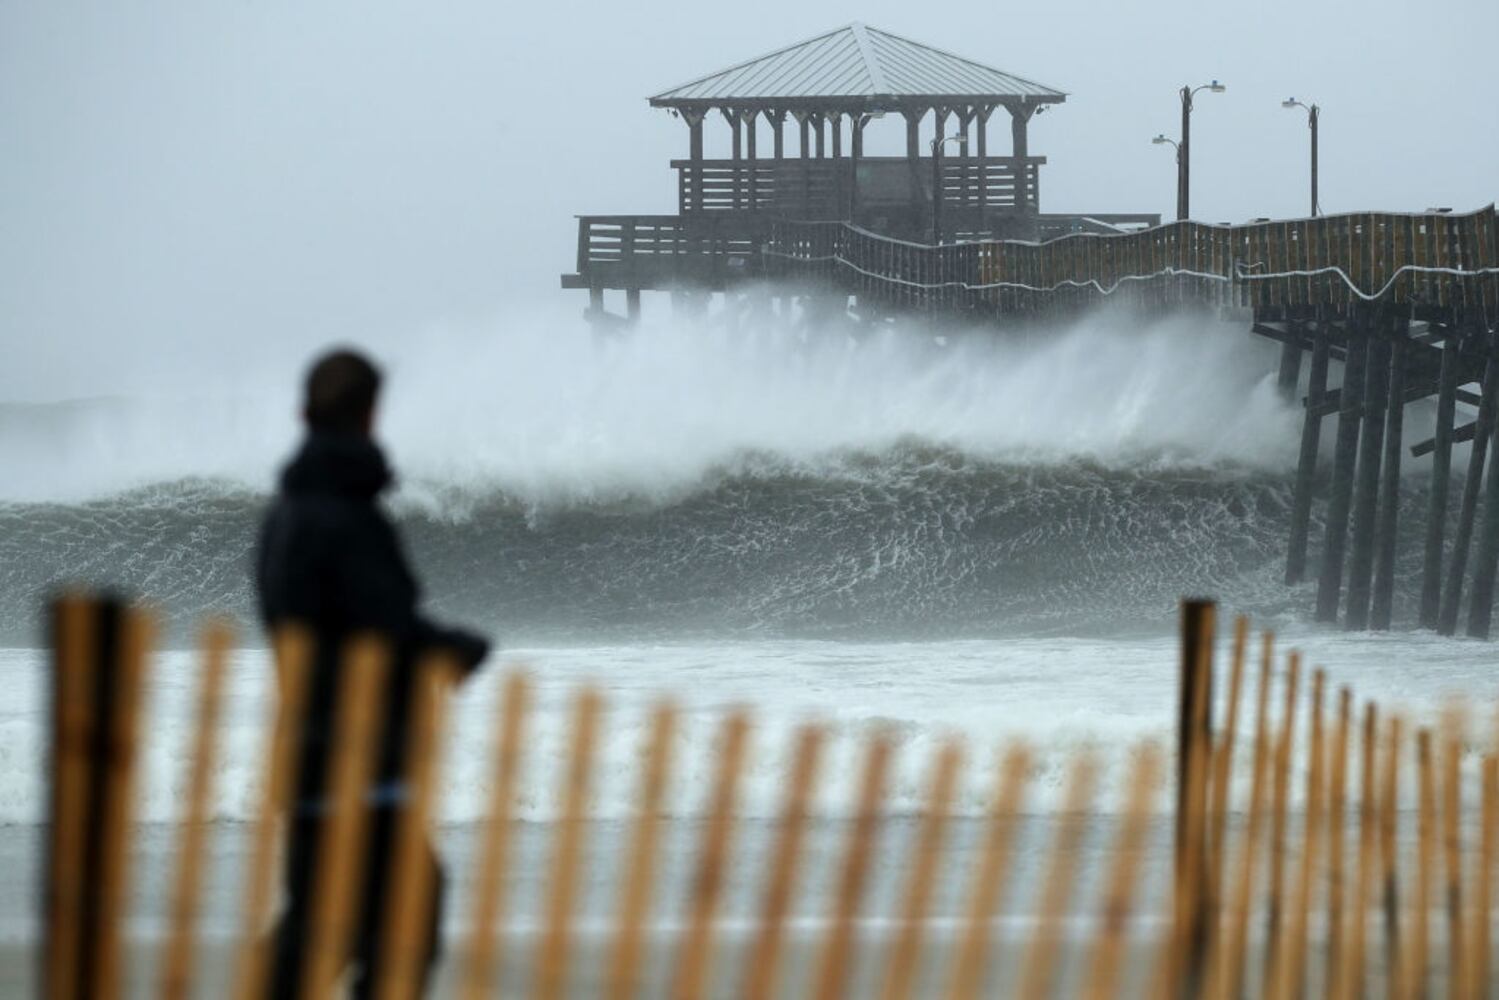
[1371,316,1408,629]
[1468,332,1499,638]
[1286,323,1330,584]
[1419,336,1459,627]
[1439,345,1499,634]
[1317,329,1368,622]
[1345,326,1390,630]
[1276,329,1303,401]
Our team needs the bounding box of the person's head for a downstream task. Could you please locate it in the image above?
[303,348,381,435]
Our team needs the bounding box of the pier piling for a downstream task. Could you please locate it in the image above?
[1286,322,1330,585]
[1419,335,1459,628]
[1439,345,1499,635]
[1317,328,1368,623]
[1370,312,1408,630]
[1345,317,1390,631]
[1467,330,1499,638]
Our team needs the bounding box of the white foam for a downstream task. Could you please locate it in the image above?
[0,626,1480,827]
[0,301,1298,508]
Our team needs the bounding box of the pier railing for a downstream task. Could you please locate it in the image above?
[38,592,1499,999]
[763,206,1499,317]
[672,156,1044,217]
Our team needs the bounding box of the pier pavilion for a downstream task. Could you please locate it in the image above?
[561,24,1159,317]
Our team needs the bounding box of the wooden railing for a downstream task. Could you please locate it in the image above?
[35,592,1499,999]
[671,157,1044,217]
[565,214,766,290]
[763,206,1499,317]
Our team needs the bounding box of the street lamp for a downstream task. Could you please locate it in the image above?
[1178,80,1225,220]
[1282,98,1320,216]
[931,133,967,245]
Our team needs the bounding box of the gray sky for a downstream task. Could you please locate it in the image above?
[3,1,1496,400]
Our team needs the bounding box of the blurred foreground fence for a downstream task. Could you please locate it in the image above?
[40,594,1499,999]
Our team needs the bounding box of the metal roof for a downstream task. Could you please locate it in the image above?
[650,24,1066,106]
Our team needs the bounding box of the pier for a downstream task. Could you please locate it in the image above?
[562,26,1499,635]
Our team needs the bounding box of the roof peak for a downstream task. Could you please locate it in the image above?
[649,24,1066,107]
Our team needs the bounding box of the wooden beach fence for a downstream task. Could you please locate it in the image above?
[39,593,1499,999]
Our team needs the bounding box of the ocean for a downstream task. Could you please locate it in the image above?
[1,304,1490,990]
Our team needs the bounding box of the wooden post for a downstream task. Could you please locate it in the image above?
[1175,599,1215,998]
[745,107,758,210]
[1276,325,1304,401]
[685,110,705,214]
[1263,652,1301,988]
[1440,342,1499,634]
[1467,334,1499,637]
[1286,321,1330,584]
[1346,321,1390,630]
[1317,322,1368,621]
[1371,313,1408,629]
[1420,334,1459,628]
[769,109,784,160]
[976,105,992,234]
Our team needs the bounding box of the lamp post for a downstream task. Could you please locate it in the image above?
[1282,98,1320,216]
[1152,134,1180,216]
[1178,80,1225,220]
[930,134,967,245]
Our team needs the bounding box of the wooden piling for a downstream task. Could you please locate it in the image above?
[1371,314,1407,629]
[1419,335,1459,628]
[1467,332,1499,637]
[1286,323,1331,585]
[1346,322,1391,630]
[1317,327,1368,622]
[1439,345,1499,634]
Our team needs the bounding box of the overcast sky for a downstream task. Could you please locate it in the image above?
[3,1,1496,400]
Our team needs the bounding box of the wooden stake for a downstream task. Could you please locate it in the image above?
[1323,686,1351,1000]
[45,594,97,1000]
[375,655,459,1000]
[460,671,532,1000]
[1213,630,1276,1000]
[1466,756,1495,999]
[943,745,1031,1000]
[1080,744,1163,1000]
[1207,614,1250,944]
[811,733,892,1000]
[1382,716,1406,997]
[743,725,825,1000]
[1338,703,1378,1000]
[298,634,391,1000]
[89,603,154,1000]
[1172,599,1216,999]
[1263,651,1303,988]
[672,711,751,1000]
[159,618,232,1000]
[879,741,963,1000]
[230,624,314,1000]
[1273,668,1324,1000]
[1405,729,1435,1000]
[1438,707,1465,1000]
[607,702,678,1000]
[1015,752,1099,1000]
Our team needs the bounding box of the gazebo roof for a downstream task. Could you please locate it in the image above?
[649,23,1067,109]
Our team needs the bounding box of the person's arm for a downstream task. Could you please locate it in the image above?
[334,509,490,675]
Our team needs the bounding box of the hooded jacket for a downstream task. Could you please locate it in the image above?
[256,430,488,809]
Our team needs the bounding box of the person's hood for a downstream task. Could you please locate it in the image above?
[279,431,393,499]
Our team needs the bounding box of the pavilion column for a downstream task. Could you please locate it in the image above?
[1006,99,1038,213]
[933,107,949,220]
[831,113,843,158]
[904,106,921,160]
[726,108,743,209]
[977,104,993,233]
[850,113,867,220]
[769,109,785,160]
[744,107,758,210]
[795,111,812,217]
[684,108,705,213]
[959,106,976,216]
[814,113,826,158]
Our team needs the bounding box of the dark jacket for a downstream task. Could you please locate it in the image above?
[256,430,488,809]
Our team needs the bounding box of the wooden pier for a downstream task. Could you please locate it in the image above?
[561,25,1499,635]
